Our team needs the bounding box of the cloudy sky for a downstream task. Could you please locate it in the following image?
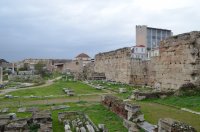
[0,0,200,61]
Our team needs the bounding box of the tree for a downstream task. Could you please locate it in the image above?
[34,61,46,77]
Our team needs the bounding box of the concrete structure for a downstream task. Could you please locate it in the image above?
[0,67,2,84]
[131,45,147,60]
[136,25,172,49]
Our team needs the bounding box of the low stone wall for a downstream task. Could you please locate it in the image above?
[133,91,174,100]
[101,95,128,119]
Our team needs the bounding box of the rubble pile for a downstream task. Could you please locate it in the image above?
[32,111,53,132]
[63,88,75,96]
[0,111,53,132]
[58,111,107,132]
[158,118,197,132]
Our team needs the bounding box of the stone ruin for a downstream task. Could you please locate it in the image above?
[95,47,132,84]
[132,90,174,100]
[58,111,108,132]
[101,95,127,119]
[119,88,127,93]
[84,81,105,90]
[0,111,52,132]
[0,108,9,113]
[63,88,75,96]
[94,31,200,91]
[32,111,52,132]
[158,118,197,132]
[101,95,197,132]
[124,103,157,132]
[51,105,70,111]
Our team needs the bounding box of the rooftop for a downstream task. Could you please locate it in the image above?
[76,53,90,58]
[136,25,172,32]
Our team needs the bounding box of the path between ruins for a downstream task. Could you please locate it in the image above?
[181,108,200,115]
[0,76,62,95]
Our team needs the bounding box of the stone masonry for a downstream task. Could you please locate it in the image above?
[95,47,132,84]
[153,31,200,90]
[94,31,200,91]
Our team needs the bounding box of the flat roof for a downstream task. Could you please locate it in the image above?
[136,25,172,32]
[147,27,172,32]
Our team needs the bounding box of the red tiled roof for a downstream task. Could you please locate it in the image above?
[76,53,90,58]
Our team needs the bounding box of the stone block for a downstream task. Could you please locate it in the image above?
[51,105,70,110]
[119,88,127,93]
[26,107,39,113]
[123,119,139,132]
[158,118,197,132]
[137,121,157,132]
[125,104,140,114]
[1,108,9,113]
[17,107,26,113]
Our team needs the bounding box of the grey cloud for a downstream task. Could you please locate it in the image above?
[0,0,200,61]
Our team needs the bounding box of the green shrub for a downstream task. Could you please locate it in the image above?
[176,83,200,96]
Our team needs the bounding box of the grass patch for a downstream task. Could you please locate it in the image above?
[7,80,104,97]
[52,103,127,132]
[84,104,127,132]
[91,80,137,99]
[133,101,200,131]
[144,96,200,112]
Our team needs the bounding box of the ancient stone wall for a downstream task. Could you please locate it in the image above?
[94,47,132,83]
[94,31,200,91]
[154,31,200,90]
[130,59,148,85]
[64,60,81,73]
[83,62,95,80]
[102,95,128,119]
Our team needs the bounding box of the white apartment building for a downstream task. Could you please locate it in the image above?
[131,45,147,60]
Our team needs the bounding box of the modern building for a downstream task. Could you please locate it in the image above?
[131,45,147,60]
[147,47,159,59]
[136,25,172,49]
